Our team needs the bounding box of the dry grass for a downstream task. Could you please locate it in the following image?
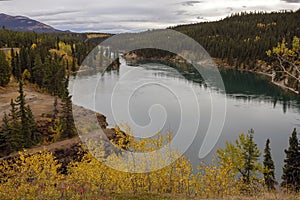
[191,193,300,200]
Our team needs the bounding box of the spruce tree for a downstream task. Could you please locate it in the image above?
[15,52,21,80]
[263,139,277,191]
[49,97,60,140]
[10,48,16,77]
[0,82,39,153]
[51,97,59,126]
[239,129,261,185]
[0,50,11,87]
[28,106,38,142]
[60,77,76,139]
[43,55,66,96]
[20,47,29,73]
[32,53,44,86]
[71,44,76,72]
[8,99,23,150]
[281,128,300,192]
[0,113,11,156]
[16,81,38,147]
[217,129,262,189]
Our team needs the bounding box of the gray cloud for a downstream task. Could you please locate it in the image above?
[28,10,80,17]
[181,1,203,6]
[226,7,234,12]
[174,10,188,15]
[281,0,300,3]
[0,0,300,33]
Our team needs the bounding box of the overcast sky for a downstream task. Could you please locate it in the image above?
[0,0,299,33]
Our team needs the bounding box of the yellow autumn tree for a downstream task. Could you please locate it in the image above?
[267,36,300,92]
[67,128,193,196]
[194,157,242,198]
[0,151,64,199]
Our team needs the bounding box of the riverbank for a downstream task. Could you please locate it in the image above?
[124,53,299,95]
[213,58,299,95]
[0,81,123,163]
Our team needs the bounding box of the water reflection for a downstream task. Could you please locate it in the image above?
[130,60,300,113]
[70,58,300,181]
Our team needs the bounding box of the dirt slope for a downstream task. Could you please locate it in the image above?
[0,83,56,121]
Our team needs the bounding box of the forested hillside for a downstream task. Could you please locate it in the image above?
[0,29,110,91]
[0,29,113,156]
[172,10,299,68]
[172,10,300,93]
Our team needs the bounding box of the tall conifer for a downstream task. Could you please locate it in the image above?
[281,128,300,192]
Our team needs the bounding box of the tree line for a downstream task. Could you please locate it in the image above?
[172,10,299,69]
[0,29,102,90]
[0,78,77,156]
[218,128,300,193]
[0,30,96,155]
[0,128,300,199]
[0,29,119,156]
[172,10,300,92]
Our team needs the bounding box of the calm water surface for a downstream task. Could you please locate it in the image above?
[70,58,300,180]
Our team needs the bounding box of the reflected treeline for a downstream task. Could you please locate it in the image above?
[82,45,121,73]
[220,69,300,113]
[127,59,205,85]
[100,29,212,63]
[130,59,300,113]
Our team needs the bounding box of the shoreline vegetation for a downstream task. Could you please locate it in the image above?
[123,51,299,95]
[0,128,300,199]
[214,58,300,95]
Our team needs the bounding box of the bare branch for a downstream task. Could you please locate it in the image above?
[275,54,300,82]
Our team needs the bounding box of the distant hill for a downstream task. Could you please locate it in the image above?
[171,9,300,93]
[172,10,300,67]
[0,13,62,33]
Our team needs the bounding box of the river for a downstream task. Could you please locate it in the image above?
[70,58,300,180]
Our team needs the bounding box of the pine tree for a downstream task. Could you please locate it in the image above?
[19,46,31,74]
[10,48,16,77]
[0,113,11,156]
[0,50,11,87]
[32,53,44,86]
[43,55,66,96]
[239,129,261,185]
[49,97,62,142]
[26,105,38,144]
[281,128,300,192]
[60,77,76,139]
[8,99,23,150]
[263,139,277,191]
[0,81,39,153]
[13,52,21,80]
[51,97,59,126]
[217,129,262,189]
[15,81,38,147]
[71,44,76,72]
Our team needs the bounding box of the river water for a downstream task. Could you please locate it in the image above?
[70,58,300,180]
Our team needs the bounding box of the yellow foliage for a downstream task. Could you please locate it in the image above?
[58,41,72,55]
[254,36,261,42]
[0,151,63,199]
[31,43,37,50]
[49,48,75,68]
[21,69,31,82]
[0,128,281,199]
